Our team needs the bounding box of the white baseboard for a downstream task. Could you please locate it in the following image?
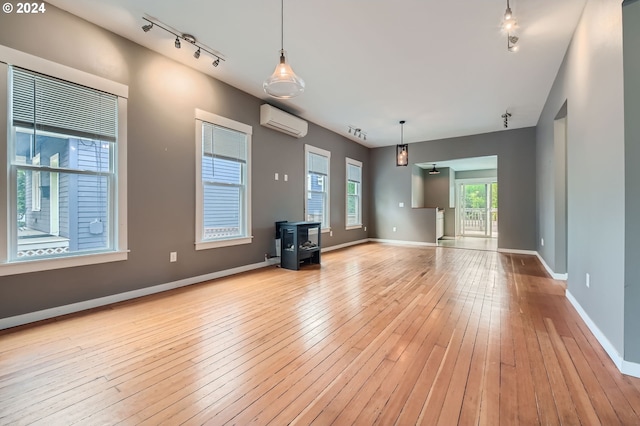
[566,290,640,378]
[535,252,568,280]
[322,239,369,253]
[0,259,277,331]
[368,238,437,247]
[497,248,537,255]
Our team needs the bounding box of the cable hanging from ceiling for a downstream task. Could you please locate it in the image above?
[141,17,225,68]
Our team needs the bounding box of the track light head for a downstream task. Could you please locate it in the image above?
[194,48,201,59]
[142,23,153,32]
[212,58,220,67]
[174,37,181,49]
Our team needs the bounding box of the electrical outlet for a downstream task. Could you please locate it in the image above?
[399,202,404,208]
[170,252,177,262]
[393,227,397,232]
[330,231,333,237]
[586,273,590,288]
[364,226,367,231]
[541,238,544,247]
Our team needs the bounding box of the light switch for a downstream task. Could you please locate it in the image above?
[275,173,279,181]
[284,174,288,181]
[399,202,404,208]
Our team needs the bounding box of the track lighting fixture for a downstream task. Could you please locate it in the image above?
[502,111,512,128]
[508,34,519,52]
[428,164,440,175]
[348,126,367,141]
[396,120,408,167]
[263,0,305,99]
[502,0,517,32]
[141,17,225,68]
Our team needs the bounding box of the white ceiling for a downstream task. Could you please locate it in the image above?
[47,0,586,148]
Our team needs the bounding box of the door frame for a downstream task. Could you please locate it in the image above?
[455,177,498,238]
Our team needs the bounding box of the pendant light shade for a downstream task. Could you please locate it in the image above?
[264,50,305,98]
[396,120,408,167]
[264,0,305,99]
[429,163,440,175]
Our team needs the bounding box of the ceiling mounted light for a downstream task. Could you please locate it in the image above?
[428,164,440,175]
[348,126,367,141]
[508,34,519,52]
[502,110,512,128]
[263,0,305,99]
[396,120,408,167]
[502,0,517,32]
[141,17,226,69]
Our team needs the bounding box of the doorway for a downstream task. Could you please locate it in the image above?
[457,180,498,238]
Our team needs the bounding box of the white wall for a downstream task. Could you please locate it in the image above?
[537,0,625,355]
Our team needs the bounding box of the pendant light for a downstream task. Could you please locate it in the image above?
[429,164,440,175]
[263,0,305,99]
[396,120,408,167]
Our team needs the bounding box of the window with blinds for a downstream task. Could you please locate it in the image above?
[305,145,331,229]
[346,158,363,228]
[8,66,119,261]
[195,109,252,249]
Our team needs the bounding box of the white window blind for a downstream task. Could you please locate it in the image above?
[12,68,118,142]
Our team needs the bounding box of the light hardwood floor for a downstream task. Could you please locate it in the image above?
[2,243,640,425]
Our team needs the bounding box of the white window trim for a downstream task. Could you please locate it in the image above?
[304,144,331,233]
[195,108,253,251]
[0,45,129,276]
[345,157,363,230]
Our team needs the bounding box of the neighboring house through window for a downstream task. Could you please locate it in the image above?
[0,46,128,276]
[305,145,330,231]
[195,109,252,250]
[346,158,362,229]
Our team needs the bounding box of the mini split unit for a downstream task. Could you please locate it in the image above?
[260,104,308,138]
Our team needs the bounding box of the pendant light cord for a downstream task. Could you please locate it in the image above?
[280,0,284,51]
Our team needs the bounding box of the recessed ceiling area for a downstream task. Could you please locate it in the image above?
[46,0,586,148]
[417,156,498,172]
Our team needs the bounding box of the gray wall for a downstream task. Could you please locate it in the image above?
[624,0,640,363]
[423,167,455,237]
[455,169,498,180]
[536,0,625,355]
[0,5,369,319]
[370,127,536,250]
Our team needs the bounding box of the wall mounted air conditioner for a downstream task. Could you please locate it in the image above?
[260,104,308,138]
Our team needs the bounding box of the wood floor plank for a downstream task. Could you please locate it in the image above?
[1,244,639,425]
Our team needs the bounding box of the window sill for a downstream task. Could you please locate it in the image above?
[0,250,129,277]
[346,225,363,230]
[195,236,253,250]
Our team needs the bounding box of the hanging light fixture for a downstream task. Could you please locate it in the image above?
[263,0,305,99]
[396,120,408,167]
[428,164,440,175]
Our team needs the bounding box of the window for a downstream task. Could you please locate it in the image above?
[305,145,330,231]
[346,158,362,229]
[1,47,128,276]
[195,109,252,250]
